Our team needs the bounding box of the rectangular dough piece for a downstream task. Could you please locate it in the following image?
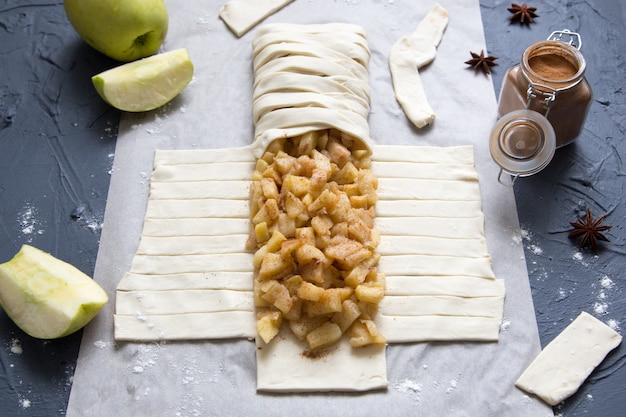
[219,0,294,37]
[515,311,622,405]
[256,328,388,392]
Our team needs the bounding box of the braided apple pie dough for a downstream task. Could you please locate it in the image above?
[113,23,505,392]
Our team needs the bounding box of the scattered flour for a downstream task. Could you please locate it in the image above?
[572,251,591,267]
[520,228,530,241]
[19,398,31,409]
[600,275,615,290]
[17,203,45,241]
[393,378,422,404]
[556,288,569,301]
[10,338,23,354]
[130,343,162,375]
[529,244,543,255]
[86,216,103,232]
[593,302,608,315]
[513,228,544,256]
[93,340,114,349]
[607,319,621,332]
[592,275,620,328]
[100,119,117,140]
[500,319,511,332]
[446,377,459,394]
[107,152,115,175]
[393,378,422,394]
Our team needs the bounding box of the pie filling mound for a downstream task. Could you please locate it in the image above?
[248,130,385,352]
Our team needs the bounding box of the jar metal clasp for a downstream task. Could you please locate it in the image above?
[526,83,557,118]
[547,29,582,50]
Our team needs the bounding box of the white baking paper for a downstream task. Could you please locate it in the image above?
[66,1,553,415]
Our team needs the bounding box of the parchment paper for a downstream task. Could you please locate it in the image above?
[66,1,554,415]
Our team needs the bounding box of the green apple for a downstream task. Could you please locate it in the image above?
[92,48,194,112]
[64,0,169,62]
[0,245,108,339]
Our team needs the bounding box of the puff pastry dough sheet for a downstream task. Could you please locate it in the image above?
[114,144,504,391]
[219,0,294,37]
[515,311,622,405]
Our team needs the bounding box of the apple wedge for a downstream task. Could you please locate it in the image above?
[92,48,194,112]
[0,245,108,339]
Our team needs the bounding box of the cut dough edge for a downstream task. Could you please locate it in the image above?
[514,311,622,406]
[115,144,504,347]
[389,3,449,129]
[218,0,294,38]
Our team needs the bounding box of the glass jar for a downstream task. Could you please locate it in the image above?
[491,30,592,182]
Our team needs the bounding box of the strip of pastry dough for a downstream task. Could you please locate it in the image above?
[154,147,255,165]
[151,161,255,182]
[379,254,496,278]
[372,144,474,164]
[114,311,256,341]
[376,216,485,238]
[380,294,504,318]
[117,272,253,291]
[515,311,622,405]
[389,3,449,128]
[130,253,253,275]
[136,235,250,255]
[218,0,294,37]
[378,315,503,342]
[378,235,489,257]
[385,275,505,297]
[372,161,479,181]
[149,180,250,200]
[378,177,481,201]
[116,289,254,315]
[140,218,250,236]
[145,200,249,219]
[375,199,483,218]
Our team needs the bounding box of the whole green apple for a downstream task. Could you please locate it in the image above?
[64,0,169,62]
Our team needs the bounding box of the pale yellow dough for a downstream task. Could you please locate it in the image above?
[389,3,449,128]
[250,23,373,158]
[219,0,294,37]
[113,22,504,392]
[113,144,505,390]
[515,311,622,405]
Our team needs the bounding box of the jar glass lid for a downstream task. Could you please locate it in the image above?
[489,109,556,177]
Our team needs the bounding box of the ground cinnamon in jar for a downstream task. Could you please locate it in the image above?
[528,54,578,81]
[497,38,592,148]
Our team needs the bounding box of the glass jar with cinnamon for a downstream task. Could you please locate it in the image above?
[490,30,592,182]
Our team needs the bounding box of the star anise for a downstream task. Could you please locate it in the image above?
[568,208,612,252]
[508,3,539,24]
[465,50,498,75]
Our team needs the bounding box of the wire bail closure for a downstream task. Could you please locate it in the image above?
[547,29,582,50]
[497,169,519,186]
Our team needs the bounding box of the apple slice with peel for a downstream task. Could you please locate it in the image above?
[92,48,194,112]
[0,245,108,339]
